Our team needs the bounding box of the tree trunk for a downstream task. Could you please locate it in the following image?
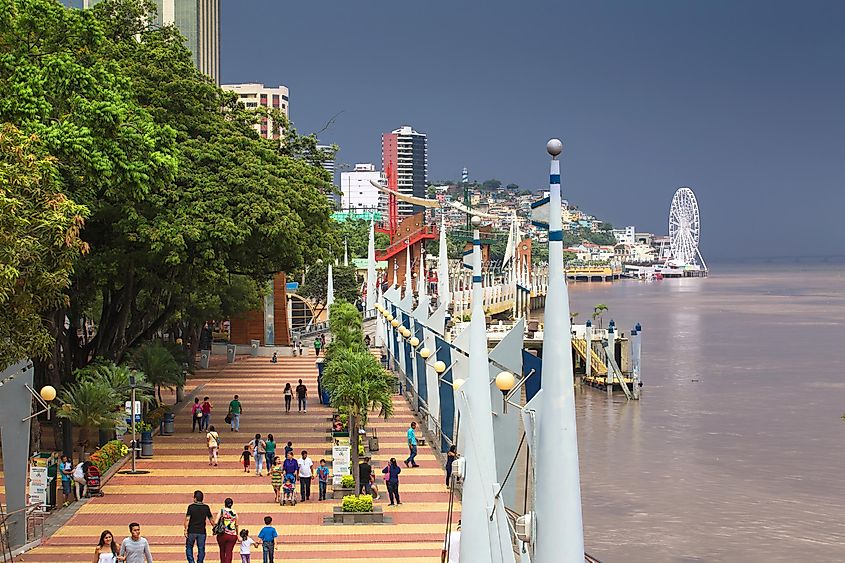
[77,425,89,461]
[350,412,360,495]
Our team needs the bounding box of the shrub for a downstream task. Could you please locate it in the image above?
[341,494,373,512]
[340,474,355,489]
[135,421,153,433]
[144,405,171,427]
[88,440,129,474]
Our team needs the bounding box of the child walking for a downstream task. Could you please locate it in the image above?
[269,458,283,503]
[257,516,278,563]
[316,459,330,501]
[241,446,251,473]
[239,529,257,563]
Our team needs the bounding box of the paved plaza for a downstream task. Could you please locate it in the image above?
[15,355,458,562]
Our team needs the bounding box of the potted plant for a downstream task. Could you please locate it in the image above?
[332,494,384,524]
[332,474,356,499]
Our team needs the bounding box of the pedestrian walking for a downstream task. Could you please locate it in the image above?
[257,517,278,563]
[215,498,238,563]
[184,490,215,563]
[206,426,220,467]
[60,455,73,507]
[283,441,293,458]
[298,451,313,501]
[282,384,292,413]
[364,334,371,348]
[445,445,457,487]
[382,458,402,506]
[316,460,330,501]
[264,435,276,471]
[296,340,303,356]
[247,434,267,476]
[269,458,283,503]
[119,523,153,563]
[319,333,326,349]
[358,458,373,496]
[238,529,257,563]
[201,397,213,430]
[404,422,420,467]
[192,398,203,432]
[94,529,118,563]
[270,351,277,363]
[228,395,242,432]
[241,447,251,473]
[282,452,299,486]
[296,379,307,413]
[313,338,321,356]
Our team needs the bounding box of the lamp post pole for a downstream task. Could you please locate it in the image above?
[129,373,137,473]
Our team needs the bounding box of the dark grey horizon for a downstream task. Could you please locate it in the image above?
[221,1,844,260]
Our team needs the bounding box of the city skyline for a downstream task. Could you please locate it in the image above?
[220,1,844,259]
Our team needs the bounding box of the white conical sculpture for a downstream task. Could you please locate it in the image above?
[438,213,450,309]
[405,242,413,298]
[366,221,377,312]
[533,139,584,562]
[344,239,349,266]
[459,216,515,563]
[418,247,427,299]
[326,263,335,319]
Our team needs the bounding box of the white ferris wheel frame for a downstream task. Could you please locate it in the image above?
[667,187,707,269]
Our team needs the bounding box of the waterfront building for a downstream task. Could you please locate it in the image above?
[382,125,428,216]
[221,83,290,139]
[340,164,384,214]
[64,0,221,84]
[612,226,637,245]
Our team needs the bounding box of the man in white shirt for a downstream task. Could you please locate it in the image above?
[120,522,153,563]
[298,450,314,502]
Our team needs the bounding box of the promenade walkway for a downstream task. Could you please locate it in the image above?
[15,355,458,562]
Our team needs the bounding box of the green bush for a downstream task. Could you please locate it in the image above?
[340,474,355,488]
[341,494,373,512]
[135,421,153,433]
[144,405,171,427]
[88,440,129,474]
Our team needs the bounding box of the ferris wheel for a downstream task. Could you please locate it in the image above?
[668,187,706,269]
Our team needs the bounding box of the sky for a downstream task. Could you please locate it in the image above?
[220,1,844,260]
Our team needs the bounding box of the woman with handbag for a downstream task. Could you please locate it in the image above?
[215,497,238,563]
[191,398,202,432]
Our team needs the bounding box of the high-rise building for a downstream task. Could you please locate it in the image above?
[316,144,338,210]
[221,83,290,139]
[382,125,427,216]
[340,164,384,214]
[63,0,220,84]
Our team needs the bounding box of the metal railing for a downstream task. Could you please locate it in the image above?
[0,503,46,562]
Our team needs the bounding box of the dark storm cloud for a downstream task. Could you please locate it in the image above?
[221,0,845,259]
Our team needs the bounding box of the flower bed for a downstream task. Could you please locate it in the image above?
[330,494,384,524]
[88,439,129,474]
[341,494,373,512]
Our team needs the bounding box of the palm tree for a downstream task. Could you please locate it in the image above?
[131,342,184,405]
[56,378,124,459]
[322,347,395,495]
[76,361,154,406]
[592,304,609,328]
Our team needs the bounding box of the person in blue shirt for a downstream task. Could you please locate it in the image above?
[382,458,402,506]
[404,421,420,468]
[257,516,278,563]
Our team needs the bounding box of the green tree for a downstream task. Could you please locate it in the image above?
[322,347,394,494]
[300,263,361,315]
[592,304,608,328]
[130,342,184,405]
[481,179,502,191]
[0,124,89,369]
[56,378,124,458]
[76,361,154,407]
[505,183,520,191]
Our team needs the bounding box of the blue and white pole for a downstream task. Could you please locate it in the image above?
[533,140,584,562]
[459,216,515,563]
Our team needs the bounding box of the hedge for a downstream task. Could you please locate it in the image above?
[340,474,355,488]
[89,440,129,474]
[341,494,373,512]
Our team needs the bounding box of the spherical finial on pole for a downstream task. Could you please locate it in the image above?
[470,215,482,228]
[547,138,563,158]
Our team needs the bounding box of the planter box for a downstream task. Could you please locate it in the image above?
[331,486,355,499]
[331,505,384,524]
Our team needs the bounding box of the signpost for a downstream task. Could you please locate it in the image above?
[331,444,350,486]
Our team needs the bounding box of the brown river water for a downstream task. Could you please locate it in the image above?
[557,263,845,562]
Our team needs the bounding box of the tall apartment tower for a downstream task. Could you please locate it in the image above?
[382,125,427,217]
[65,0,220,84]
[221,83,290,139]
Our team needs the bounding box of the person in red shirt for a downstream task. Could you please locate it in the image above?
[201,397,212,430]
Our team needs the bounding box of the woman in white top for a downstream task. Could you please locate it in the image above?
[207,425,220,466]
[93,529,122,563]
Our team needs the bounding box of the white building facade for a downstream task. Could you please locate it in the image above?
[221,83,290,139]
[340,164,383,214]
